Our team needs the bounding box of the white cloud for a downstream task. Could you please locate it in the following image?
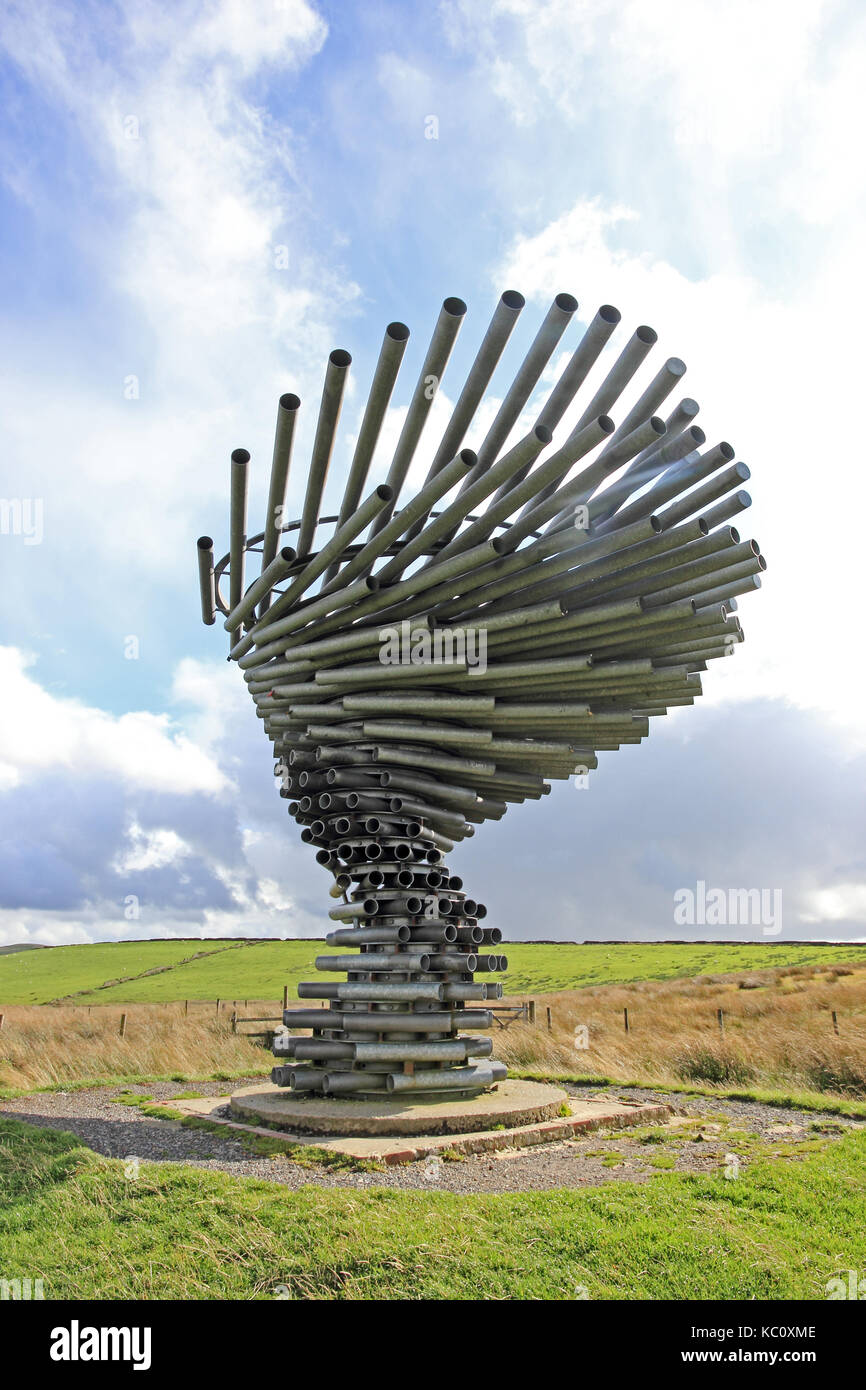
[802,884,866,925]
[0,646,228,794]
[114,823,192,872]
[443,0,841,194]
[171,655,250,750]
[0,0,355,607]
[0,643,331,945]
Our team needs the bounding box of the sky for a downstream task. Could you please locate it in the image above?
[1,0,864,947]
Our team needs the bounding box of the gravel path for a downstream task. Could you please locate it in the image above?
[2,1079,861,1195]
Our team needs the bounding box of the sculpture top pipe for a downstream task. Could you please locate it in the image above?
[260,392,300,587]
[460,292,579,496]
[598,355,686,456]
[228,448,249,636]
[297,349,352,557]
[489,304,620,508]
[319,324,409,588]
[196,536,216,625]
[370,297,467,536]
[536,304,622,436]
[424,291,524,484]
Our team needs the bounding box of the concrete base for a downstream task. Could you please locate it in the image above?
[152,1083,670,1165]
[229,1078,566,1137]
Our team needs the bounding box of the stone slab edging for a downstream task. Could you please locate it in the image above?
[149,1094,670,1166]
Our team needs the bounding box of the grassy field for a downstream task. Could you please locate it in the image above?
[498,959,866,1113]
[0,1116,864,1299]
[0,939,247,1005]
[3,938,866,1005]
[3,960,866,1109]
[3,947,866,1302]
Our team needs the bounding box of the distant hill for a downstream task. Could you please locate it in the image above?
[0,943,46,955]
[2,938,866,1005]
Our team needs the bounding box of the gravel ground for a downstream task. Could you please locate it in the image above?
[2,1078,861,1195]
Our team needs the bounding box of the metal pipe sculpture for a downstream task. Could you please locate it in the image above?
[196,290,764,1102]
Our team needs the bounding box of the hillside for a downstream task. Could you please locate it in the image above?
[2,938,866,1005]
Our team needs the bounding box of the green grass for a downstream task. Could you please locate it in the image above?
[511,1070,866,1119]
[501,941,866,995]
[0,939,246,1004]
[1,1117,863,1299]
[4,939,866,1006]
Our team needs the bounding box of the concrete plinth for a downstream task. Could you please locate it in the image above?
[152,1082,670,1165]
[229,1077,567,1136]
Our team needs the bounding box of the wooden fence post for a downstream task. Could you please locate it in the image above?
[546,1006,552,1032]
[119,1013,128,1038]
[528,1000,536,1025]
[832,1010,839,1035]
[717,1008,724,1033]
[0,1013,4,1032]
[623,1007,630,1034]
[216,998,221,1014]
[184,999,189,1016]
[282,984,289,1011]
[231,1011,237,1034]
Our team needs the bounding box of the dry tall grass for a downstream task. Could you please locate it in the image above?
[496,962,866,1101]
[0,1000,280,1092]
[2,965,865,1103]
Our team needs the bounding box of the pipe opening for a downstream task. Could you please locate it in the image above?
[666,357,687,377]
[600,304,621,324]
[720,441,736,461]
[501,289,525,310]
[443,296,468,317]
[231,448,250,464]
[278,546,296,562]
[598,415,615,433]
[535,425,553,445]
[197,536,213,550]
[279,392,300,411]
[690,426,707,446]
[555,292,578,313]
[649,416,666,435]
[386,321,410,341]
[375,484,394,500]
